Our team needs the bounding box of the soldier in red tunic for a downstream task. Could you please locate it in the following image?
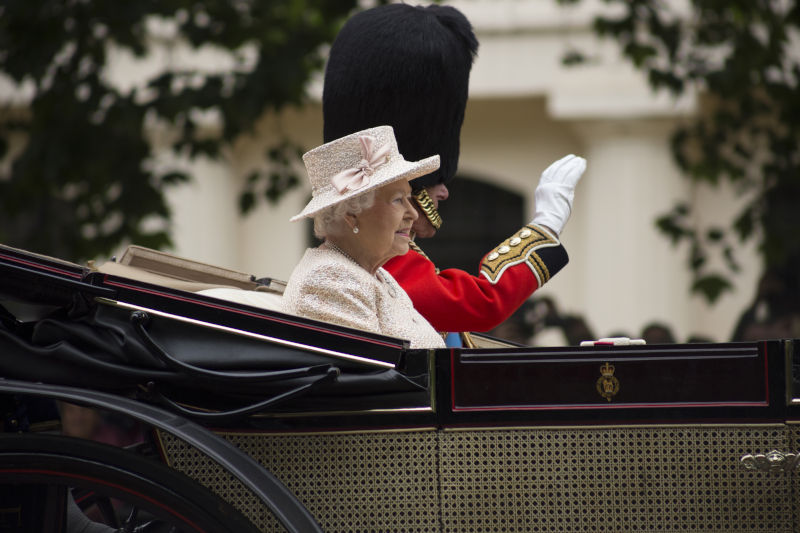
[322,3,586,345]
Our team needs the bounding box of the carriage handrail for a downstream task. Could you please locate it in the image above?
[146,367,340,421]
[99,297,396,369]
[130,308,340,384]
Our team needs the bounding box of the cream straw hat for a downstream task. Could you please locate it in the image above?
[291,126,440,221]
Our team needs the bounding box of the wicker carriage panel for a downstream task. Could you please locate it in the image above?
[787,424,800,530]
[438,426,793,533]
[229,430,441,532]
[159,429,441,533]
[160,424,795,532]
[157,431,285,532]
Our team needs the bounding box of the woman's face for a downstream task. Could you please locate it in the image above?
[353,179,418,270]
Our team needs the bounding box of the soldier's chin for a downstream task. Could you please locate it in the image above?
[412,220,437,239]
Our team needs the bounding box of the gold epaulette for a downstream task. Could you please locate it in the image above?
[479,224,561,285]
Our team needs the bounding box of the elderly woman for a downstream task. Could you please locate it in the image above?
[282,126,445,349]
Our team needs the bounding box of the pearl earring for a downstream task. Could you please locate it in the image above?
[353,226,359,234]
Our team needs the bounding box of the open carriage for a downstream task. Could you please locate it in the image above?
[2,243,799,532]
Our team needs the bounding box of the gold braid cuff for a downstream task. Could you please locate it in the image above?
[414,189,443,229]
[480,224,561,285]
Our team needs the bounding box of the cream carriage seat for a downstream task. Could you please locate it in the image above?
[95,245,285,312]
[194,287,283,312]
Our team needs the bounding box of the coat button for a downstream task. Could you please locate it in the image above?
[509,237,521,246]
[498,245,510,254]
[488,252,499,261]
[519,229,532,238]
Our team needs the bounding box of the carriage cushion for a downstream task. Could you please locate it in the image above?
[96,261,245,293]
[196,287,283,312]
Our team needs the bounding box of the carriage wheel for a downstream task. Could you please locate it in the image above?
[0,433,263,533]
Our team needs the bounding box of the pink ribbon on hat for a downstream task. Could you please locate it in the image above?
[331,135,391,193]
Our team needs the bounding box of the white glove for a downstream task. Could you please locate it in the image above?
[531,154,587,236]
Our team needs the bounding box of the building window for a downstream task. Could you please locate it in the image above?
[424,174,524,271]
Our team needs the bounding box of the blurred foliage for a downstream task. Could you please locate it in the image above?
[559,0,800,303]
[0,0,369,262]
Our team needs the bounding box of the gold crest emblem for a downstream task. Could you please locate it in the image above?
[596,362,619,402]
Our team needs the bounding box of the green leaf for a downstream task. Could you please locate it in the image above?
[624,42,657,68]
[239,190,256,215]
[706,228,724,242]
[655,214,687,245]
[689,243,706,271]
[160,172,189,185]
[562,50,587,66]
[722,246,740,273]
[733,206,755,241]
[691,274,733,304]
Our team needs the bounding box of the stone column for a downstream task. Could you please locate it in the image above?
[164,156,243,270]
[564,119,694,339]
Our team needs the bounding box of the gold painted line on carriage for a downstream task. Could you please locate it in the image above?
[784,341,797,406]
[215,424,440,438]
[440,422,787,432]
[94,297,396,369]
[249,406,435,419]
[154,398,435,419]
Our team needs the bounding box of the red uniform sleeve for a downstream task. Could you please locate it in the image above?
[384,224,568,332]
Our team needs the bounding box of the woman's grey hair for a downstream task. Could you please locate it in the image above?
[313,190,376,239]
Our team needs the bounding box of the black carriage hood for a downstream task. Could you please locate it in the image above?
[0,245,432,422]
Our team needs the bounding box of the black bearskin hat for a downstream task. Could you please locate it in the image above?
[323,3,478,191]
